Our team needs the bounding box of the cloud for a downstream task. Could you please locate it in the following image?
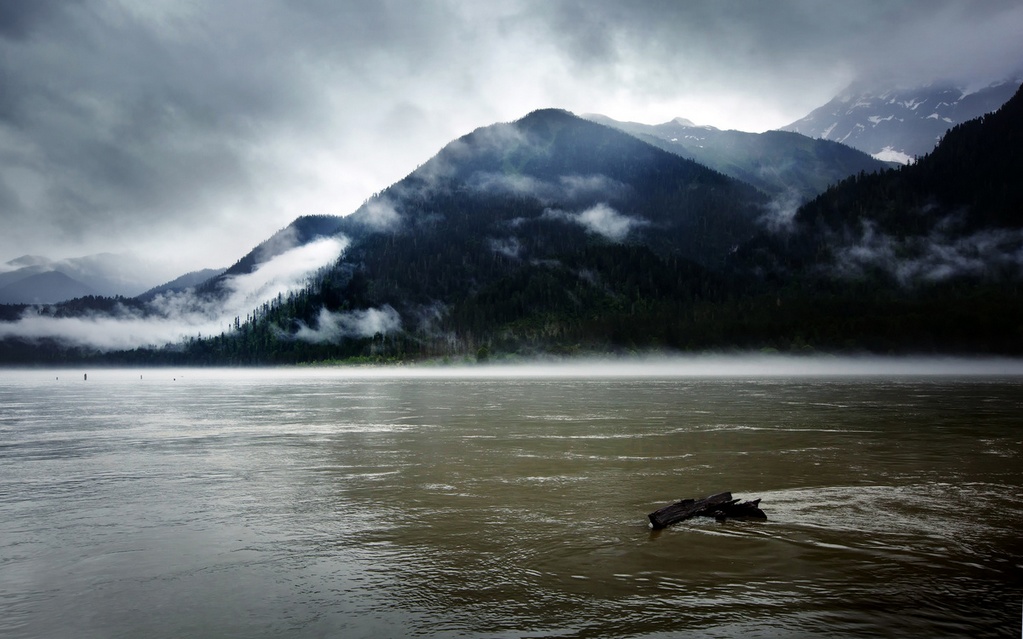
[467,171,629,208]
[0,1,495,269]
[0,0,1020,275]
[0,307,214,351]
[292,305,402,343]
[558,174,630,202]
[758,188,804,233]
[469,173,552,199]
[351,197,403,232]
[0,236,348,350]
[544,203,646,242]
[489,237,522,259]
[529,1,1023,102]
[832,220,1023,284]
[252,226,303,265]
[220,237,347,311]
[411,122,534,193]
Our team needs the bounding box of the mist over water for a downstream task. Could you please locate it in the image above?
[1,362,1021,638]
[97,353,1022,379]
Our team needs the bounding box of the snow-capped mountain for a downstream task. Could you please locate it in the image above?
[782,79,1021,163]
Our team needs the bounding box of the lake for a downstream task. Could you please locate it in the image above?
[1,360,1021,638]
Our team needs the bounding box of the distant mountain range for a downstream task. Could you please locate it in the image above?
[584,114,893,202]
[1,80,1021,363]
[0,270,97,306]
[0,253,172,304]
[0,252,228,306]
[137,268,228,301]
[782,78,1022,163]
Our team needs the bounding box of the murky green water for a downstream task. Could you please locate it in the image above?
[1,365,1021,637]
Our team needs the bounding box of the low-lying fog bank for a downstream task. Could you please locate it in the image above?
[8,354,1023,382]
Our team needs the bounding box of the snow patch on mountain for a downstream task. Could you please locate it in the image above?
[783,78,1021,161]
[872,146,914,164]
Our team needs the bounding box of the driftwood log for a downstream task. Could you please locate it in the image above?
[648,491,767,529]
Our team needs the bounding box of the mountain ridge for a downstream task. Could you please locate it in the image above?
[1,88,1021,363]
[781,78,1022,163]
[0,252,183,303]
[0,271,98,305]
[584,113,894,203]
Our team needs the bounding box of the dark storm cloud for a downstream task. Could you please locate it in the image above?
[0,0,70,40]
[1,2,278,245]
[0,0,503,269]
[530,0,1022,101]
[0,0,469,270]
[0,0,1019,279]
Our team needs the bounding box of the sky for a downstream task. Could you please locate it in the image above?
[1,0,1021,285]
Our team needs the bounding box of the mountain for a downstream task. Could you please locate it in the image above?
[0,252,177,302]
[585,114,893,202]
[3,94,1021,363]
[0,270,97,305]
[0,213,350,361]
[178,97,1022,361]
[340,108,766,266]
[744,82,1023,280]
[137,268,227,301]
[97,108,768,363]
[0,256,60,293]
[782,79,1021,163]
[726,83,1023,352]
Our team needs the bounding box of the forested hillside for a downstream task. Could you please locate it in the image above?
[740,82,1023,281]
[725,84,1023,353]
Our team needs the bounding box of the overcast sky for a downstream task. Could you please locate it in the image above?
[1,0,1021,282]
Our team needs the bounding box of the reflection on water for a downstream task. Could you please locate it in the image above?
[0,366,1021,638]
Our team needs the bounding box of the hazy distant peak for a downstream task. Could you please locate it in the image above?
[0,270,97,305]
[0,251,196,299]
[582,113,709,130]
[665,117,719,132]
[960,76,1023,98]
[5,254,53,268]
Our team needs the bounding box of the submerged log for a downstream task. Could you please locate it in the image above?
[648,491,767,529]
